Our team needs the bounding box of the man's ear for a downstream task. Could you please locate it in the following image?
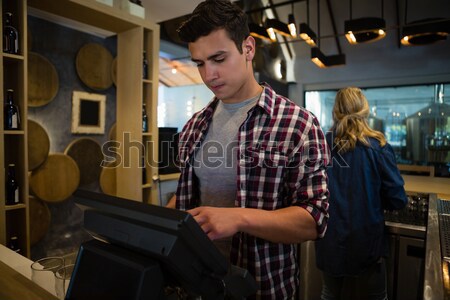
[243,36,256,60]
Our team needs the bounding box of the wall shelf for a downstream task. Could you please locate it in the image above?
[2,53,24,60]
[4,130,25,135]
[5,204,27,211]
[0,0,160,259]
[1,0,29,257]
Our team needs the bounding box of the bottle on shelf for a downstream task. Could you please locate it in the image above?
[8,236,21,254]
[142,103,148,132]
[142,51,148,79]
[5,164,19,205]
[3,12,19,54]
[142,156,147,185]
[4,89,21,130]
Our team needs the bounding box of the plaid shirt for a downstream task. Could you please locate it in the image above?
[176,83,330,299]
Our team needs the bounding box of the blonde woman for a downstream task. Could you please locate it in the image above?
[315,87,407,300]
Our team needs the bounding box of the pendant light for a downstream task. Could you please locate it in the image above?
[265,18,291,41]
[401,0,450,46]
[287,3,297,37]
[249,10,272,42]
[311,47,346,68]
[345,0,386,44]
[299,0,317,47]
[311,0,345,68]
[249,23,272,42]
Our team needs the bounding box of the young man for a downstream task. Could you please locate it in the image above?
[167,0,330,298]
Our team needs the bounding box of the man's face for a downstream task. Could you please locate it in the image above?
[189,29,254,103]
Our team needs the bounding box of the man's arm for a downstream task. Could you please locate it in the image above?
[188,205,318,244]
[166,194,176,209]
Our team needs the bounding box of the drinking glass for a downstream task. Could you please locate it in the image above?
[55,264,74,300]
[31,256,65,296]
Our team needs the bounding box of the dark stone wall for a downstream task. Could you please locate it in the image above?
[28,16,117,260]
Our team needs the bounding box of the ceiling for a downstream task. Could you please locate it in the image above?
[29,0,450,86]
[159,57,203,86]
[31,0,450,87]
[145,0,450,86]
[141,0,204,23]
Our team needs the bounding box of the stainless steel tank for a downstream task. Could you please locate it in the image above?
[406,84,450,163]
[368,116,385,133]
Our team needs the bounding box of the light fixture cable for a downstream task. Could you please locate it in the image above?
[299,0,317,47]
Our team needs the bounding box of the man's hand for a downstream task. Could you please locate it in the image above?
[188,206,243,240]
[188,205,318,244]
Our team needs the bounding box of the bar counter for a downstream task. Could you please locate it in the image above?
[0,244,58,300]
[402,175,450,299]
[424,193,445,300]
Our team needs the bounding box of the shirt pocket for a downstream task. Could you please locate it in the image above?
[244,150,289,203]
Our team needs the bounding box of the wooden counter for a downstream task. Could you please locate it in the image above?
[0,244,58,299]
[403,175,450,196]
[0,261,58,300]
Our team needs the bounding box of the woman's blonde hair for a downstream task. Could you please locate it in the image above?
[332,87,386,152]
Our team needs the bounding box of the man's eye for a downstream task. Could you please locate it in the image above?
[214,58,225,63]
[196,62,204,67]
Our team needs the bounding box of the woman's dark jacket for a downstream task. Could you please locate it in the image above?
[315,134,408,276]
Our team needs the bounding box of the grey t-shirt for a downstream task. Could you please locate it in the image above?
[193,95,259,258]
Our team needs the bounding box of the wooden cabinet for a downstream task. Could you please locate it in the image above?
[25,0,160,205]
[0,0,160,256]
[114,24,159,204]
[0,0,30,257]
[143,28,160,204]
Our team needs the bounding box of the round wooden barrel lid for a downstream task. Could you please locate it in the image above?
[28,119,50,171]
[64,138,104,186]
[28,52,59,107]
[29,195,51,246]
[29,153,80,202]
[100,163,116,196]
[111,56,117,86]
[76,43,113,90]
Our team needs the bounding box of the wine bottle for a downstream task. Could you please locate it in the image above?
[142,156,147,184]
[143,51,148,79]
[8,236,21,254]
[6,164,19,205]
[3,12,19,54]
[142,103,148,132]
[4,89,20,130]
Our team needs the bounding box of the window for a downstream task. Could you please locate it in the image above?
[157,84,213,131]
[305,83,450,177]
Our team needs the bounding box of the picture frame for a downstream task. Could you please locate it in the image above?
[71,91,106,134]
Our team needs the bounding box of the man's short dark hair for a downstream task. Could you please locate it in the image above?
[177,0,250,54]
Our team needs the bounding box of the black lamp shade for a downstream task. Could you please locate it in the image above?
[288,14,297,37]
[249,23,272,42]
[401,18,450,46]
[311,47,346,68]
[265,18,291,37]
[299,23,317,47]
[345,17,386,44]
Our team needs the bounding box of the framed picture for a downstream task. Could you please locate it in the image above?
[71,91,106,134]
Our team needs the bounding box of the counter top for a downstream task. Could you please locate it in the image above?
[0,245,58,300]
[403,175,450,195]
[424,194,445,300]
[0,261,58,300]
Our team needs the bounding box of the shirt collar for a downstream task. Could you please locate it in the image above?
[200,81,275,121]
[256,82,275,117]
